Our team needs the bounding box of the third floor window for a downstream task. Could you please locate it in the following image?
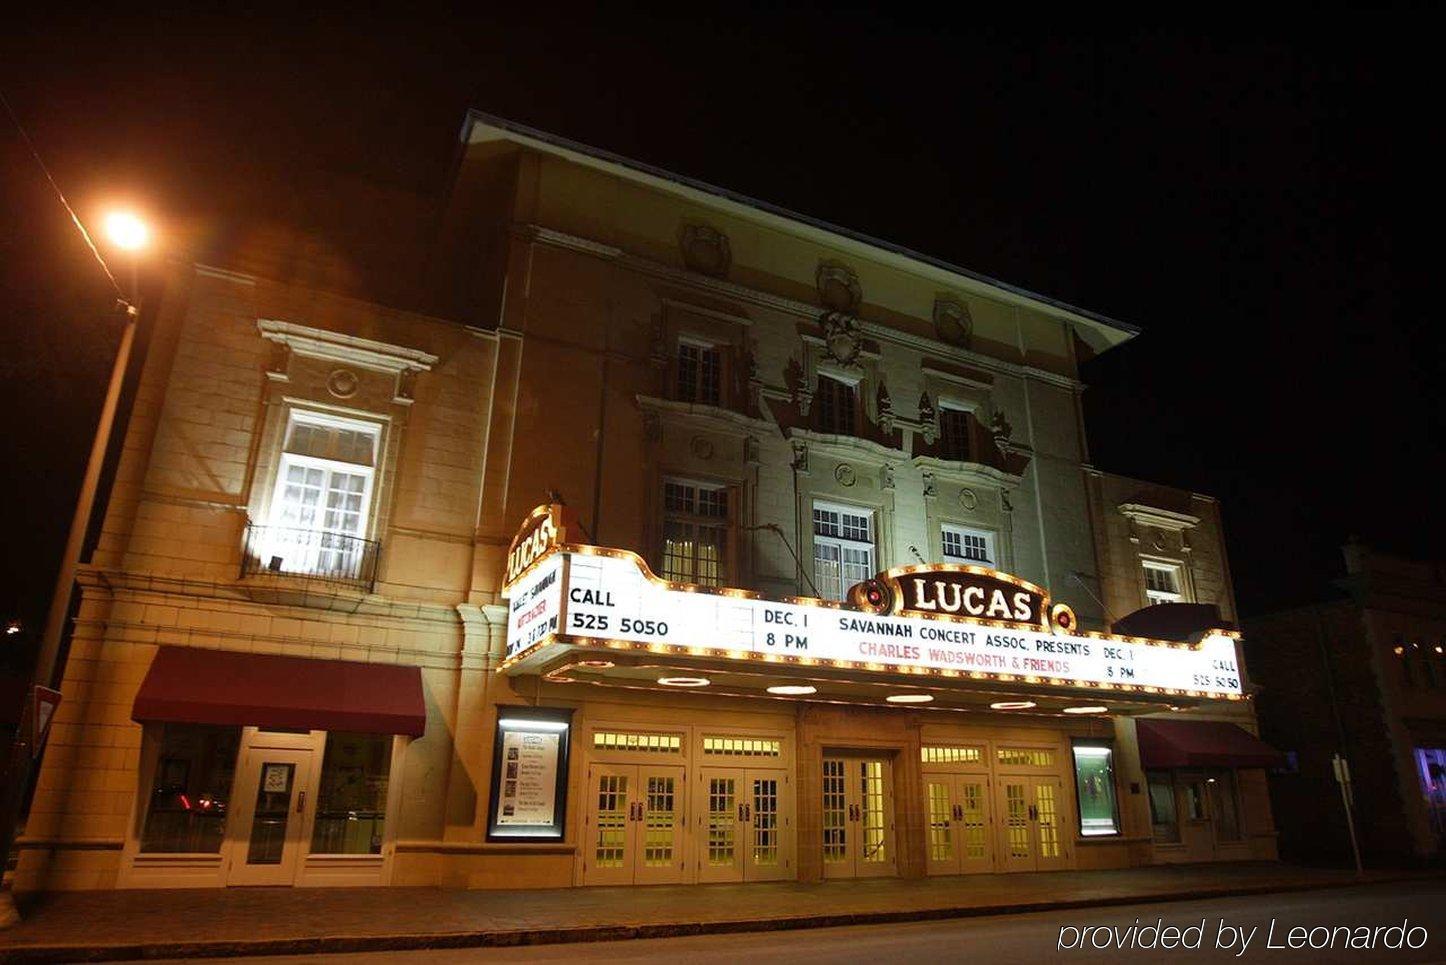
[1143,561,1183,606]
[938,406,973,462]
[815,375,858,435]
[677,341,722,406]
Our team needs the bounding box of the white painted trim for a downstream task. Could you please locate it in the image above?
[258,319,438,374]
[1119,503,1201,532]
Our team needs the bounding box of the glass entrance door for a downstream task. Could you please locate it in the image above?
[995,776,1066,872]
[821,756,896,879]
[582,764,687,885]
[228,748,314,886]
[925,775,993,875]
[698,767,789,882]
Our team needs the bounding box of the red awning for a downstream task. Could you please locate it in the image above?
[1136,718,1283,769]
[133,647,426,737]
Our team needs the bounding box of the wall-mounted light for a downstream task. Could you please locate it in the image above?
[886,694,933,704]
[990,701,1036,710]
[767,685,817,695]
[1062,705,1108,715]
[658,676,710,688]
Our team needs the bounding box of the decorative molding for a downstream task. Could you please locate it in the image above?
[819,311,863,368]
[959,487,978,511]
[791,439,809,474]
[193,263,257,286]
[679,223,732,277]
[1118,503,1202,532]
[327,368,359,399]
[933,296,973,347]
[257,320,438,375]
[911,455,1024,490]
[786,427,905,469]
[690,435,715,460]
[880,463,896,490]
[816,261,862,313]
[834,463,857,487]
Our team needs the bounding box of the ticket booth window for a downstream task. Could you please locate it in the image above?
[140,724,241,853]
[1070,740,1120,836]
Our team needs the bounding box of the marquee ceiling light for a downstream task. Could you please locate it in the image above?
[767,684,818,695]
[1062,705,1108,714]
[576,659,615,669]
[886,693,934,704]
[657,676,710,688]
[989,701,1036,710]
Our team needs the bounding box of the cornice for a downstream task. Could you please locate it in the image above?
[1119,503,1202,532]
[786,427,907,467]
[636,394,777,437]
[257,319,438,374]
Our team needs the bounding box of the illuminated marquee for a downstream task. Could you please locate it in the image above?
[499,509,1245,700]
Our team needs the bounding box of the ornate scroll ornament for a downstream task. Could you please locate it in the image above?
[816,261,862,313]
[791,439,810,474]
[876,381,894,432]
[959,487,978,511]
[835,463,857,487]
[918,392,937,444]
[989,410,1014,450]
[880,463,896,490]
[679,223,732,277]
[933,297,973,348]
[921,469,938,499]
[690,435,715,460]
[820,312,862,368]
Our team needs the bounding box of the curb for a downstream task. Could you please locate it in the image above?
[0,872,1437,963]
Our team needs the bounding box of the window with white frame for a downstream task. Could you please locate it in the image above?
[661,479,730,586]
[812,502,875,601]
[941,524,995,566]
[677,341,722,406]
[264,411,381,578]
[1142,561,1184,606]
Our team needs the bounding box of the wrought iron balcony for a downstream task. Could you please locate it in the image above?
[241,523,380,591]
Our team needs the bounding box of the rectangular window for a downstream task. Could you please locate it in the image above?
[1143,561,1183,606]
[812,502,874,601]
[309,732,392,855]
[140,724,240,853]
[263,411,381,580]
[815,375,857,436]
[677,341,722,406]
[661,479,729,586]
[1072,741,1121,836]
[941,524,995,566]
[938,406,973,462]
[1146,769,1180,842]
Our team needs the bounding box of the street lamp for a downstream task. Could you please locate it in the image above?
[3,212,153,928]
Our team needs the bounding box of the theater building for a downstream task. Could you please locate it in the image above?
[17,113,1279,892]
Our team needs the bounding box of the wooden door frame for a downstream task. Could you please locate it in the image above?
[225,746,316,886]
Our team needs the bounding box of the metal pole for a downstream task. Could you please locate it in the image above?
[32,300,138,691]
[1333,753,1365,877]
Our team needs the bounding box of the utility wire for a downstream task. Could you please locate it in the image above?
[1,88,125,301]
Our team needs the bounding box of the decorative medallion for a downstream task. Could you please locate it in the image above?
[1152,533,1167,552]
[821,312,862,368]
[326,368,359,399]
[933,297,973,348]
[835,463,857,487]
[690,435,715,460]
[679,224,731,277]
[816,262,862,313]
[959,488,978,511]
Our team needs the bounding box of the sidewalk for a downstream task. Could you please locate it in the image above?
[0,863,1435,963]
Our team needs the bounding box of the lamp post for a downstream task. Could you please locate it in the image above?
[0,212,150,928]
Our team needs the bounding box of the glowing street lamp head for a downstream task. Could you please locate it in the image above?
[104,212,150,251]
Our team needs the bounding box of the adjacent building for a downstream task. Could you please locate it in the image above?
[17,113,1279,892]
[1248,543,1446,866]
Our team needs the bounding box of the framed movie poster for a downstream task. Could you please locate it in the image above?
[485,706,573,841]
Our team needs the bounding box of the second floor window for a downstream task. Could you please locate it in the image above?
[264,412,380,577]
[942,524,994,566]
[813,502,874,601]
[815,375,858,435]
[677,341,722,406]
[1143,561,1183,606]
[661,479,729,586]
[938,406,973,462]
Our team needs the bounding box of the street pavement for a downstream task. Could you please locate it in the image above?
[165,881,1446,964]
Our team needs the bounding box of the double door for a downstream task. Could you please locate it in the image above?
[924,774,993,875]
[228,747,315,886]
[583,764,687,885]
[995,775,1069,872]
[697,767,790,882]
[821,756,896,878]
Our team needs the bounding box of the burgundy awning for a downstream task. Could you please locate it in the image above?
[1136,718,1283,769]
[132,647,426,737]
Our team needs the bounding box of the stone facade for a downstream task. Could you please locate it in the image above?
[18,113,1273,891]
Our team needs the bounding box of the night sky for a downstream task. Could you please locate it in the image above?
[2,13,1441,641]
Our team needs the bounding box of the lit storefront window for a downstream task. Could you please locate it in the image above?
[140,724,240,853]
[1071,740,1120,836]
[1416,748,1446,837]
[310,732,392,855]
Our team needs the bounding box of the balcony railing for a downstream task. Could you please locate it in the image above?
[241,523,380,591]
